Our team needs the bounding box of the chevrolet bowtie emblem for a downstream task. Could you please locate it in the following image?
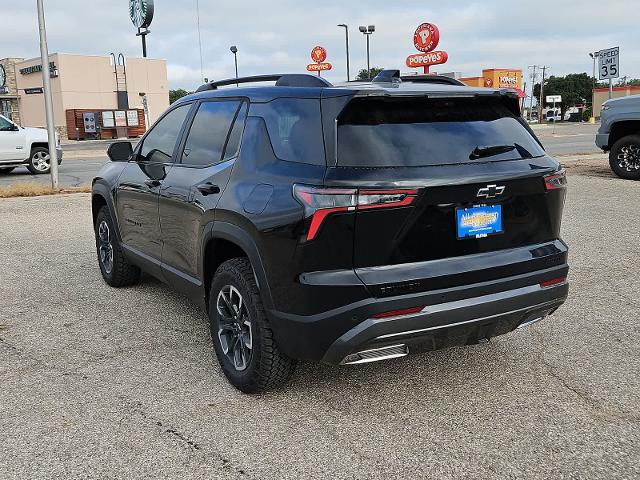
[477,184,505,198]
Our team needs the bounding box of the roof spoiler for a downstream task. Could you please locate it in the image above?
[196,74,333,92]
[372,69,466,86]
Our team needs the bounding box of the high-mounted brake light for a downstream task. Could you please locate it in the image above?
[293,185,419,240]
[544,169,567,191]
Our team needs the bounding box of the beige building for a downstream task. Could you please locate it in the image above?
[1,53,169,137]
[0,58,23,124]
[592,86,640,118]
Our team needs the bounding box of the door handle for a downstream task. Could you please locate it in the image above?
[145,179,161,188]
[196,183,221,196]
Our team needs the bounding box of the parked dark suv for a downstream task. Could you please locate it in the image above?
[92,71,569,393]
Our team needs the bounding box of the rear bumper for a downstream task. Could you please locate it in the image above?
[322,281,567,365]
[268,260,569,364]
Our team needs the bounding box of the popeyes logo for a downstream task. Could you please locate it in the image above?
[311,46,327,64]
[413,23,440,52]
[406,22,448,72]
[499,74,518,88]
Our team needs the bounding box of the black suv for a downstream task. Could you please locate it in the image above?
[92,71,569,393]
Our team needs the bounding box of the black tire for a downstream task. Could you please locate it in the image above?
[94,206,141,287]
[609,134,640,180]
[0,167,15,174]
[209,258,296,393]
[26,147,51,174]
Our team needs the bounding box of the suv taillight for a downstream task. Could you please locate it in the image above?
[293,185,419,240]
[544,169,567,191]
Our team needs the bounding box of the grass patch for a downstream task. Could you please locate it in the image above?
[0,182,91,198]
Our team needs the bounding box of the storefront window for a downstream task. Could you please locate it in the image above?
[0,100,12,121]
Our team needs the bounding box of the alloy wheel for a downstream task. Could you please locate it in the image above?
[32,151,51,172]
[98,220,114,274]
[216,285,253,371]
[617,144,640,172]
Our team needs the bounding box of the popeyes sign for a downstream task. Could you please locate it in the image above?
[406,22,448,73]
[307,46,332,74]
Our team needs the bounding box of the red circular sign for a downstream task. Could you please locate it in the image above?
[311,46,327,63]
[413,23,440,53]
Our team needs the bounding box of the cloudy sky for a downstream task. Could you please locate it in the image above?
[2,0,639,90]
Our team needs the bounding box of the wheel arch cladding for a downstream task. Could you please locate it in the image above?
[610,121,640,146]
[202,221,274,310]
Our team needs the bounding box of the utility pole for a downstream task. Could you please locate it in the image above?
[36,0,58,189]
[538,66,548,124]
[527,65,537,121]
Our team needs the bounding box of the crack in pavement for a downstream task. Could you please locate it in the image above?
[532,331,639,424]
[127,401,251,478]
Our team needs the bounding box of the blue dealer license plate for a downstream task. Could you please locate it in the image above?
[456,205,503,239]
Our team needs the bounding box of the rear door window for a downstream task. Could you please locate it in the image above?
[337,97,545,167]
[181,101,241,167]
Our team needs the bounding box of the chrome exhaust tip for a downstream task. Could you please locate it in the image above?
[341,344,408,365]
[517,315,545,330]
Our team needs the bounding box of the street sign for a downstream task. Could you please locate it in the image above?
[546,95,562,103]
[599,47,619,80]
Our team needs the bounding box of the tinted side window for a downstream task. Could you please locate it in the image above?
[181,101,240,167]
[223,102,248,161]
[0,115,13,130]
[139,104,191,163]
[250,99,325,166]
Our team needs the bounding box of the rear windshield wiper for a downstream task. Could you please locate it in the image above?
[469,143,534,160]
[469,144,515,160]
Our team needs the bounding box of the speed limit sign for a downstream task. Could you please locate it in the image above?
[599,47,619,80]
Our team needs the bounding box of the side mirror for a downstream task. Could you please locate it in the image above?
[107,141,133,162]
[10,124,19,131]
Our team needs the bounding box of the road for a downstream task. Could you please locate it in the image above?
[0,123,603,189]
[0,165,638,479]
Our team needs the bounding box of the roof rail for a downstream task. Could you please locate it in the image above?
[196,74,333,92]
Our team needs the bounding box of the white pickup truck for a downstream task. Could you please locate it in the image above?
[0,114,62,174]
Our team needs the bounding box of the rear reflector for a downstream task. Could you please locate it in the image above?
[540,276,566,288]
[371,306,424,319]
[293,184,419,240]
[544,169,567,190]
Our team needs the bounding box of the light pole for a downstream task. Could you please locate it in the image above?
[230,46,238,86]
[36,0,58,189]
[358,25,375,79]
[589,51,599,123]
[337,24,350,81]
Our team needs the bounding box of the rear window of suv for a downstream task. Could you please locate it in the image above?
[337,96,545,167]
[250,98,325,166]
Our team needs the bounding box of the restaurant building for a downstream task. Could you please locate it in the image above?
[460,68,524,94]
[0,53,169,139]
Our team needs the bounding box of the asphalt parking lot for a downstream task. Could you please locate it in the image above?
[1,161,639,479]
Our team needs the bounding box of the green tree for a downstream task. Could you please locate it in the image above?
[355,67,384,81]
[532,73,607,116]
[169,89,191,104]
